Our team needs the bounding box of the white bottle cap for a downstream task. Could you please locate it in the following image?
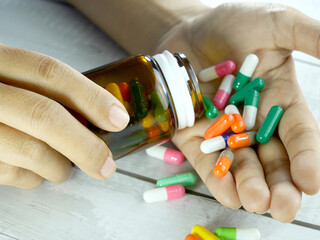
[153,51,195,129]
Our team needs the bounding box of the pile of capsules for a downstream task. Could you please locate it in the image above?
[199,54,283,178]
[186,225,260,240]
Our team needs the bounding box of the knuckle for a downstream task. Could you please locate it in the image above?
[17,138,49,167]
[85,83,105,110]
[0,163,21,184]
[29,99,62,132]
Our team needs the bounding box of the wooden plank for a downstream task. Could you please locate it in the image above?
[0,170,319,240]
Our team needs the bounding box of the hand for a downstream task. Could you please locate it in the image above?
[152,3,320,222]
[0,43,129,189]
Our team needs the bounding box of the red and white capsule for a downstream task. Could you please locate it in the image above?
[199,60,236,82]
[143,184,185,203]
[225,104,245,133]
[213,74,235,110]
[146,145,185,165]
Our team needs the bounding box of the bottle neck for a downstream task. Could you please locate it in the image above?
[152,51,204,130]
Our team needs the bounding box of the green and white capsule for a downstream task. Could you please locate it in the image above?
[203,96,218,119]
[233,54,259,91]
[229,78,264,106]
[256,105,283,144]
[156,172,197,188]
[243,89,260,130]
[214,227,260,240]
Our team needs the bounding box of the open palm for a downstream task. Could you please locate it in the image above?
[152,3,320,222]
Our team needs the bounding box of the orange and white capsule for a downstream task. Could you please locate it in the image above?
[204,113,235,140]
[213,149,234,178]
[225,105,245,133]
[227,131,257,148]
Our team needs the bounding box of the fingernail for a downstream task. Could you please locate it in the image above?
[100,156,116,178]
[109,104,130,128]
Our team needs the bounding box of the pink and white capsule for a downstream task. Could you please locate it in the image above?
[199,60,236,82]
[146,145,185,165]
[213,74,235,110]
[143,184,185,203]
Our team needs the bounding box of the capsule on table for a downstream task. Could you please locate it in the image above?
[227,131,257,148]
[204,113,235,140]
[143,184,185,203]
[146,145,185,165]
[225,105,245,133]
[105,83,124,104]
[214,227,261,240]
[185,234,202,240]
[199,60,236,82]
[213,74,235,110]
[156,172,197,188]
[233,54,259,91]
[243,89,259,130]
[118,82,131,103]
[256,105,283,144]
[129,79,149,119]
[213,149,234,178]
[200,132,235,154]
[191,225,221,240]
[203,96,218,119]
[229,78,265,106]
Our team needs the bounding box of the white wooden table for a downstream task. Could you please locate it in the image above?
[0,0,319,239]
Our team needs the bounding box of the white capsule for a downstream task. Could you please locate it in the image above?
[200,132,234,154]
[239,54,259,77]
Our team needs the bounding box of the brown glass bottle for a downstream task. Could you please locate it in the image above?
[83,51,204,159]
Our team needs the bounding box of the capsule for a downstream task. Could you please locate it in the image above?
[203,96,218,119]
[158,119,170,132]
[150,90,169,122]
[129,79,149,119]
[199,60,236,82]
[214,227,261,240]
[200,132,235,154]
[233,54,259,91]
[191,225,221,240]
[204,114,235,140]
[147,125,161,139]
[213,149,234,178]
[106,83,124,104]
[143,184,185,203]
[156,172,197,188]
[185,234,202,240]
[123,101,134,117]
[118,82,131,103]
[213,74,235,110]
[256,105,283,144]
[146,145,185,165]
[141,110,156,128]
[227,131,257,148]
[229,78,265,106]
[225,105,245,133]
[243,89,259,130]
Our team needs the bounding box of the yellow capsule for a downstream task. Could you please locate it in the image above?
[141,110,156,128]
[159,119,170,132]
[123,101,134,117]
[191,225,220,240]
[106,83,124,104]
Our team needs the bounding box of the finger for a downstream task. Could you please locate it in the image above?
[0,162,43,189]
[0,44,129,131]
[273,6,320,58]
[173,124,241,209]
[0,83,116,180]
[257,137,301,222]
[279,101,320,195]
[0,123,72,183]
[230,147,270,214]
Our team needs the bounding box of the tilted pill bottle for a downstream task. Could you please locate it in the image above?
[83,51,204,159]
